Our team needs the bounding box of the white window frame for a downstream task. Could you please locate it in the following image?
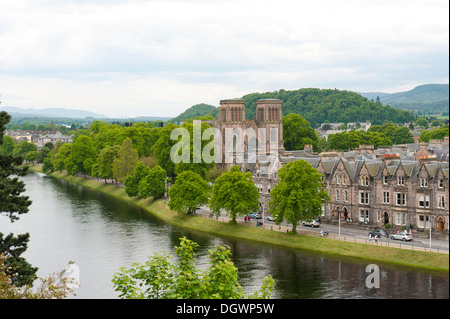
[437,195,445,209]
[383,191,390,204]
[418,195,430,208]
[336,190,340,202]
[359,209,369,222]
[383,176,388,185]
[420,178,428,188]
[336,174,340,185]
[397,176,404,186]
[396,193,406,206]
[361,175,369,186]
[341,174,346,185]
[359,192,369,205]
[344,190,348,202]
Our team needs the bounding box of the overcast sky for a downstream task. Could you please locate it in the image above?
[0,0,448,118]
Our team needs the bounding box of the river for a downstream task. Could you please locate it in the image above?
[0,171,448,299]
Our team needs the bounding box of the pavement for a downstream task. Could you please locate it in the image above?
[195,205,449,253]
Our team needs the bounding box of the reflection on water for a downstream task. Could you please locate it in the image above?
[0,172,448,299]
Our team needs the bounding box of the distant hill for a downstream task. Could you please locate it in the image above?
[239,88,415,128]
[0,106,109,119]
[170,103,218,123]
[359,84,449,115]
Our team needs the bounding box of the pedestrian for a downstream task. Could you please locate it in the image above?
[369,233,372,242]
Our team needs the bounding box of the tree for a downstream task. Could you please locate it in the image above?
[112,237,274,299]
[269,160,330,234]
[0,111,36,286]
[168,170,209,214]
[124,162,151,197]
[0,135,15,155]
[113,137,138,183]
[209,166,259,224]
[151,123,180,177]
[1,254,75,299]
[283,113,320,151]
[97,145,120,183]
[66,135,97,176]
[138,165,167,199]
[13,140,37,161]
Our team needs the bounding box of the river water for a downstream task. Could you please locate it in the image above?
[1,171,448,299]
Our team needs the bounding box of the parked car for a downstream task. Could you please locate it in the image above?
[248,212,262,219]
[302,219,320,228]
[267,215,275,221]
[390,232,413,241]
[368,229,389,238]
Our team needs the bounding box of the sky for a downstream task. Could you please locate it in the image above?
[0,0,448,118]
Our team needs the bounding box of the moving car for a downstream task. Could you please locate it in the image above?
[368,229,389,238]
[390,232,413,241]
[302,219,320,228]
[248,212,262,219]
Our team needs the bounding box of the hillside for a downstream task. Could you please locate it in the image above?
[359,84,449,115]
[169,103,218,123]
[240,88,415,128]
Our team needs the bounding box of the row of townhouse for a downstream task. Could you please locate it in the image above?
[246,142,449,234]
[6,130,73,149]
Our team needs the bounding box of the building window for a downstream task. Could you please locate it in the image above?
[336,190,340,202]
[341,174,346,185]
[397,176,404,186]
[359,209,369,222]
[344,190,348,202]
[438,179,444,188]
[395,213,401,226]
[360,175,369,186]
[420,178,428,188]
[382,191,390,204]
[396,193,407,206]
[267,184,271,194]
[418,195,430,208]
[418,215,430,229]
[359,192,369,205]
[336,174,340,185]
[402,213,406,226]
[383,176,388,185]
[437,195,445,209]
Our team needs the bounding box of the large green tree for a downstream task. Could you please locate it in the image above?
[113,137,139,183]
[112,237,274,299]
[283,113,320,151]
[269,159,330,234]
[124,162,151,197]
[209,166,259,224]
[168,170,209,214]
[138,165,167,199]
[65,135,97,176]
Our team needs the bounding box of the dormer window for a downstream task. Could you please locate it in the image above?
[420,178,428,188]
[383,176,388,185]
[360,175,369,186]
[336,175,340,185]
[341,174,346,185]
[397,176,405,186]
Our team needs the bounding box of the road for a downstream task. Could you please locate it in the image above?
[195,206,449,252]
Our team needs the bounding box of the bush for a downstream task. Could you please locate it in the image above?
[384,223,391,229]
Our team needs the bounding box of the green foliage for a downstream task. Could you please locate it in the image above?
[112,237,274,299]
[0,111,36,287]
[368,123,414,144]
[96,145,120,182]
[170,103,218,123]
[0,135,15,155]
[138,165,167,199]
[327,130,392,151]
[241,88,415,127]
[13,140,37,159]
[269,160,330,233]
[209,166,259,223]
[169,170,210,214]
[113,137,139,182]
[419,125,449,142]
[282,113,320,151]
[124,162,151,197]
[65,135,97,176]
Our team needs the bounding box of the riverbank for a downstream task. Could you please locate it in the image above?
[28,165,449,272]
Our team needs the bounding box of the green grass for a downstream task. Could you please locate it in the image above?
[29,165,449,272]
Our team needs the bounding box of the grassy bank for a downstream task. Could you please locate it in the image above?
[29,165,449,272]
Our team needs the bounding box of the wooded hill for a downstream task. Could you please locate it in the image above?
[173,88,416,128]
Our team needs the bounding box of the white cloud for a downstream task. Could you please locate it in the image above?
[0,0,448,117]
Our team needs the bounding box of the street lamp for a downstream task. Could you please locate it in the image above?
[429,215,432,250]
[338,207,341,237]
